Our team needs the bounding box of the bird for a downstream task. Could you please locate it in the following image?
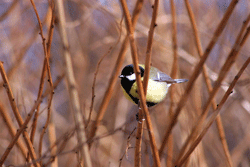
[119,64,188,107]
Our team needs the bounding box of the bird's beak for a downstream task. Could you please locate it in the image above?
[119,75,124,78]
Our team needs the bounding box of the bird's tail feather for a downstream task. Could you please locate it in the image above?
[174,79,188,83]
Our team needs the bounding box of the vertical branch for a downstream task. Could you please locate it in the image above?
[45,3,57,167]
[88,0,144,147]
[29,0,55,165]
[120,0,161,166]
[29,0,49,62]
[55,0,92,167]
[0,62,40,167]
[159,0,239,157]
[167,0,178,166]
[29,0,54,144]
[143,0,159,90]
[176,57,250,166]
[38,2,56,163]
[135,0,159,166]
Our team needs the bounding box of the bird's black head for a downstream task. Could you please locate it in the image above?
[119,64,144,81]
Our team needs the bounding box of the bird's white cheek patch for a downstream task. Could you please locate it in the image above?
[126,73,136,81]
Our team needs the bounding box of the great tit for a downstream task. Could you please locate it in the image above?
[119,64,188,107]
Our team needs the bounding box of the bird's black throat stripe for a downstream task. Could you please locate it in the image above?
[121,78,157,107]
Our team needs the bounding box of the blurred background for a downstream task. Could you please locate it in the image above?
[0,0,250,166]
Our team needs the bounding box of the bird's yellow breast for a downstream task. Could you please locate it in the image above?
[122,78,169,105]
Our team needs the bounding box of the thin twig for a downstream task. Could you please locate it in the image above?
[45,2,57,167]
[176,57,250,166]
[29,2,55,145]
[29,0,55,164]
[159,0,239,157]
[30,11,54,143]
[120,0,161,166]
[120,127,136,167]
[143,0,159,91]
[38,3,56,163]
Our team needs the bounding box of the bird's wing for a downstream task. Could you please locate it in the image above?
[149,67,177,83]
[154,71,177,83]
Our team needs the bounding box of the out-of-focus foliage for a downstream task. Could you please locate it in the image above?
[0,0,250,166]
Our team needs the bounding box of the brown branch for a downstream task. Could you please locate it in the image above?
[29,0,49,64]
[143,0,159,91]
[134,0,157,166]
[120,127,136,167]
[120,0,161,166]
[38,3,56,163]
[29,2,54,144]
[0,103,27,160]
[28,1,55,165]
[45,3,57,167]
[0,62,40,167]
[159,0,239,157]
[88,0,144,147]
[176,57,250,166]
[166,0,178,166]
